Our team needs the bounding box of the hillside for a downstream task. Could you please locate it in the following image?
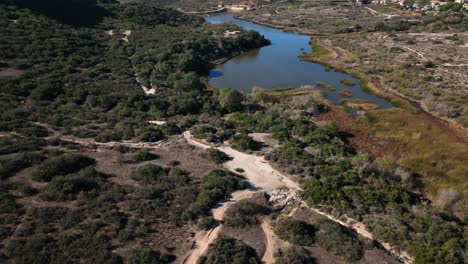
[0,1,466,264]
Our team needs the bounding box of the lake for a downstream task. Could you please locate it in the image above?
[206,13,394,112]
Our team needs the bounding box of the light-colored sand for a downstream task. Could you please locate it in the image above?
[261,220,289,264]
[183,131,300,191]
[121,30,131,42]
[148,120,166,126]
[183,131,414,264]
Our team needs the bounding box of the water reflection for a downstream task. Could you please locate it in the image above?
[205,13,394,112]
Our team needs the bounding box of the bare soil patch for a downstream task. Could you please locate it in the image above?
[0,67,24,77]
[219,225,267,258]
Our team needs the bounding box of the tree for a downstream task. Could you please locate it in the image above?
[218,88,244,112]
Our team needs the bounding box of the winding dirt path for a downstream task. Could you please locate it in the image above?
[261,220,288,263]
[183,190,255,264]
[183,131,414,264]
[184,131,300,191]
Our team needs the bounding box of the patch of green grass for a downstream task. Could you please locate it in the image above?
[301,38,333,60]
[340,89,353,97]
[340,78,355,87]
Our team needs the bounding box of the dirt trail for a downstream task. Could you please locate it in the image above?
[32,122,165,150]
[261,220,289,263]
[183,131,300,191]
[183,190,255,264]
[183,132,414,264]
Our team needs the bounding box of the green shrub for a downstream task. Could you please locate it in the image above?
[204,148,230,164]
[132,149,159,162]
[31,153,96,182]
[128,250,174,264]
[198,216,216,230]
[187,169,244,218]
[230,133,259,151]
[0,152,43,180]
[273,216,315,246]
[218,88,245,113]
[132,164,168,183]
[0,136,45,155]
[224,199,266,228]
[315,219,363,261]
[202,238,261,264]
[275,246,312,264]
[159,122,181,136]
[340,78,355,87]
[0,190,19,214]
[42,175,98,201]
[340,89,353,97]
[138,127,164,142]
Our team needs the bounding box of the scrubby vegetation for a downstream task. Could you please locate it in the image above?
[0,1,265,262]
[0,1,466,263]
[31,154,96,182]
[224,199,266,228]
[275,246,312,264]
[229,133,260,151]
[272,216,315,247]
[200,238,261,264]
[204,148,230,165]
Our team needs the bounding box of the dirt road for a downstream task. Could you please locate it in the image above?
[183,131,414,264]
[183,131,300,191]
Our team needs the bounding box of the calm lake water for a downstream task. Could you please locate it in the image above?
[206,13,394,111]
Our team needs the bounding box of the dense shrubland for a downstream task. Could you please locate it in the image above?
[223,199,267,228]
[0,1,466,263]
[185,88,466,263]
[200,238,261,264]
[0,1,269,144]
[272,216,363,261]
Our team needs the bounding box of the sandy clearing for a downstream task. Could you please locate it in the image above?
[148,120,166,126]
[183,131,300,191]
[121,30,131,42]
[183,131,414,264]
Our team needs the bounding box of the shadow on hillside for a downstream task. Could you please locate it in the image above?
[12,0,113,27]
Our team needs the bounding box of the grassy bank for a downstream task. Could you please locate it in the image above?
[294,38,468,199]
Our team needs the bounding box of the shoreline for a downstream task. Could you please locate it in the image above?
[232,12,468,138]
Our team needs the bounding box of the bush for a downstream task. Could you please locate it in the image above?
[340,78,355,87]
[132,164,168,183]
[273,216,315,246]
[42,175,98,201]
[186,169,244,218]
[218,88,245,113]
[159,122,181,136]
[315,219,363,261]
[339,89,353,97]
[0,136,45,155]
[230,134,259,151]
[128,250,174,264]
[138,127,163,142]
[132,149,159,162]
[31,153,96,182]
[275,246,312,264]
[201,238,261,264]
[204,148,230,164]
[198,216,216,230]
[224,199,266,228]
[0,152,43,180]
